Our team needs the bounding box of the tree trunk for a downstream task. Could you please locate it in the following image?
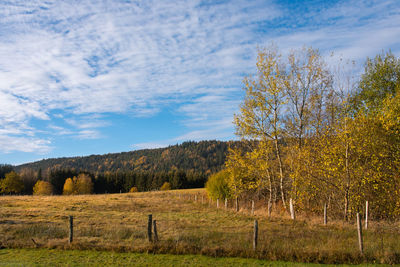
[274,138,286,210]
[344,141,350,221]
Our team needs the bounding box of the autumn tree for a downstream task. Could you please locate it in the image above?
[205,169,231,201]
[354,50,400,112]
[160,182,171,191]
[283,48,332,205]
[63,178,74,195]
[0,171,24,194]
[232,46,332,209]
[296,51,400,219]
[33,180,53,195]
[233,46,288,207]
[75,173,93,194]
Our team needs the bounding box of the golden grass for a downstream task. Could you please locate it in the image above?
[1,189,399,264]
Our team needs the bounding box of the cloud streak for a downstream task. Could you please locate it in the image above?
[0,0,399,154]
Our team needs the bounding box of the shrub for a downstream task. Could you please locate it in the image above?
[160,182,171,191]
[33,180,53,195]
[205,169,231,201]
[129,187,138,193]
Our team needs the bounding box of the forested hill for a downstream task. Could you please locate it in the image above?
[16,140,235,175]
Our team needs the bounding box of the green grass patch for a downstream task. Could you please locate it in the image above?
[0,249,388,267]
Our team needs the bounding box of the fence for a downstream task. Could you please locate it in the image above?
[61,192,369,256]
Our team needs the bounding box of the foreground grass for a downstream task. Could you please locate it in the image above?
[0,249,389,267]
[0,189,399,264]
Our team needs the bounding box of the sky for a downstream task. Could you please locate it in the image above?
[0,0,399,165]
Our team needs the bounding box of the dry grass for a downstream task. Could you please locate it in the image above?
[0,189,399,264]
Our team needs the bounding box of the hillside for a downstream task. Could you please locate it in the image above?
[16,140,235,175]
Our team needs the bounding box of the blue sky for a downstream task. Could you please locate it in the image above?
[0,0,399,165]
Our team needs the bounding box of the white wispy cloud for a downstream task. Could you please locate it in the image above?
[0,0,399,153]
[0,135,51,154]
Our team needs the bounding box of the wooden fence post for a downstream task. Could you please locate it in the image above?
[253,220,258,250]
[201,195,204,204]
[153,220,158,242]
[357,212,363,254]
[194,194,197,202]
[289,198,295,220]
[148,214,152,242]
[324,203,327,225]
[225,198,228,209]
[69,215,73,244]
[217,198,219,208]
[251,200,255,216]
[235,197,239,212]
[365,200,369,230]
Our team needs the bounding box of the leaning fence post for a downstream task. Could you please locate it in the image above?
[148,214,152,242]
[324,203,327,225]
[289,198,295,220]
[253,220,258,250]
[153,219,158,242]
[365,200,369,230]
[357,212,363,254]
[251,200,255,216]
[69,215,73,244]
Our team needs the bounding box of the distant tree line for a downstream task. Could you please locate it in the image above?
[0,167,207,195]
[1,141,232,195]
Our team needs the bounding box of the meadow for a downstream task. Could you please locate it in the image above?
[0,249,392,267]
[1,189,399,265]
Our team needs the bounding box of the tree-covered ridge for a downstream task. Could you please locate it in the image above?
[15,140,234,175]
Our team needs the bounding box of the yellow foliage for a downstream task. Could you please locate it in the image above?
[205,169,231,200]
[63,174,93,195]
[75,173,93,194]
[129,186,138,193]
[33,180,53,195]
[0,171,24,194]
[63,178,74,195]
[160,182,171,191]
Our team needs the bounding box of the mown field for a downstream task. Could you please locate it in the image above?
[0,189,400,265]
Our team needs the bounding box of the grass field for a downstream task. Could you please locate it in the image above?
[0,248,392,267]
[0,189,400,264]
